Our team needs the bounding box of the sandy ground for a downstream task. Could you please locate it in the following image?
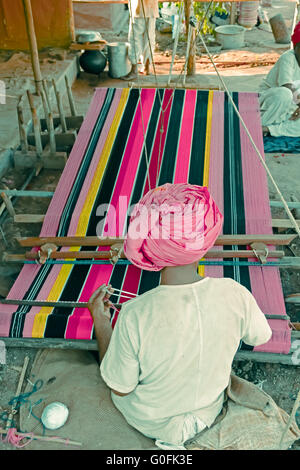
[0,0,300,450]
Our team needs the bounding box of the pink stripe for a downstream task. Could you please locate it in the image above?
[206,92,225,279]
[41,88,108,236]
[238,92,290,353]
[144,89,174,193]
[22,89,121,337]
[68,89,123,235]
[0,89,107,337]
[111,90,176,326]
[65,89,156,339]
[174,90,197,183]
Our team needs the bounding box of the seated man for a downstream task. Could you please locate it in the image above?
[88,183,273,450]
[260,21,300,137]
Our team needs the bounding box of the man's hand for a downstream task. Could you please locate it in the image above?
[88,284,114,362]
[88,284,114,321]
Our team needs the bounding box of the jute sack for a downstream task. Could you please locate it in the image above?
[19,349,156,450]
[185,374,300,450]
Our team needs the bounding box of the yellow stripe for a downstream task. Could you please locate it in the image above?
[76,88,130,235]
[198,90,213,278]
[32,89,129,337]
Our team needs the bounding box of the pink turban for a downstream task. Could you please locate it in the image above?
[124,183,223,271]
[292,21,300,46]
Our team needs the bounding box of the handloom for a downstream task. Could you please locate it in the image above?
[0,88,293,356]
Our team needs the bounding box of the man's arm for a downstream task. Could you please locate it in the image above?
[88,284,131,397]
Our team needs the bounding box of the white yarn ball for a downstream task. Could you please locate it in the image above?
[41,402,69,430]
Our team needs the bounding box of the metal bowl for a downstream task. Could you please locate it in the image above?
[76,30,103,44]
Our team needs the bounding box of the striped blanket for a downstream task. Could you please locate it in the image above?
[0,88,291,354]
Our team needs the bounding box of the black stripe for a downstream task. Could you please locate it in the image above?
[188,90,208,185]
[44,89,140,338]
[138,89,185,293]
[9,89,116,337]
[158,89,185,186]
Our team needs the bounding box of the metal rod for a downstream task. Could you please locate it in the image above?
[0,299,121,310]
[0,298,289,321]
[0,190,54,198]
[0,169,36,225]
[270,200,300,210]
[4,258,300,268]
[22,0,43,94]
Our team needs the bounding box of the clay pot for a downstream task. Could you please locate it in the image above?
[79,50,107,75]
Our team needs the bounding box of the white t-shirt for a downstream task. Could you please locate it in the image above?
[100,277,272,446]
[260,49,300,91]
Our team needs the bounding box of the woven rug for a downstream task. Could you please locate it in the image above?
[0,88,291,353]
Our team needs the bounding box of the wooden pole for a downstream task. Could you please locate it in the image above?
[184,0,196,75]
[22,0,43,95]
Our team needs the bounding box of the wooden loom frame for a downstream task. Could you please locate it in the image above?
[1,231,300,365]
[1,85,300,364]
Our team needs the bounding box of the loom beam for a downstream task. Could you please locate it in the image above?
[16,234,297,247]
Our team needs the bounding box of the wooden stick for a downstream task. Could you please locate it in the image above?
[48,112,56,155]
[52,79,67,132]
[64,76,77,116]
[26,90,43,157]
[0,192,16,218]
[285,294,300,304]
[5,356,29,430]
[279,390,300,449]
[0,427,82,446]
[22,0,43,95]
[17,234,296,248]
[272,219,300,229]
[42,80,52,113]
[17,103,29,153]
[14,214,45,224]
[39,89,50,129]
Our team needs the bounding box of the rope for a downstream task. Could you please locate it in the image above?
[132,2,300,240]
[130,0,214,188]
[196,29,300,240]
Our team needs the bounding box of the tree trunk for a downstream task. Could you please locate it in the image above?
[184,0,196,75]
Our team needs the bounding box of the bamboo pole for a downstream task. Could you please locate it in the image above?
[22,0,43,95]
[5,356,29,430]
[184,0,196,75]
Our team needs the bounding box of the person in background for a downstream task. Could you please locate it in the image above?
[259,20,300,137]
[88,183,273,450]
[120,0,159,80]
